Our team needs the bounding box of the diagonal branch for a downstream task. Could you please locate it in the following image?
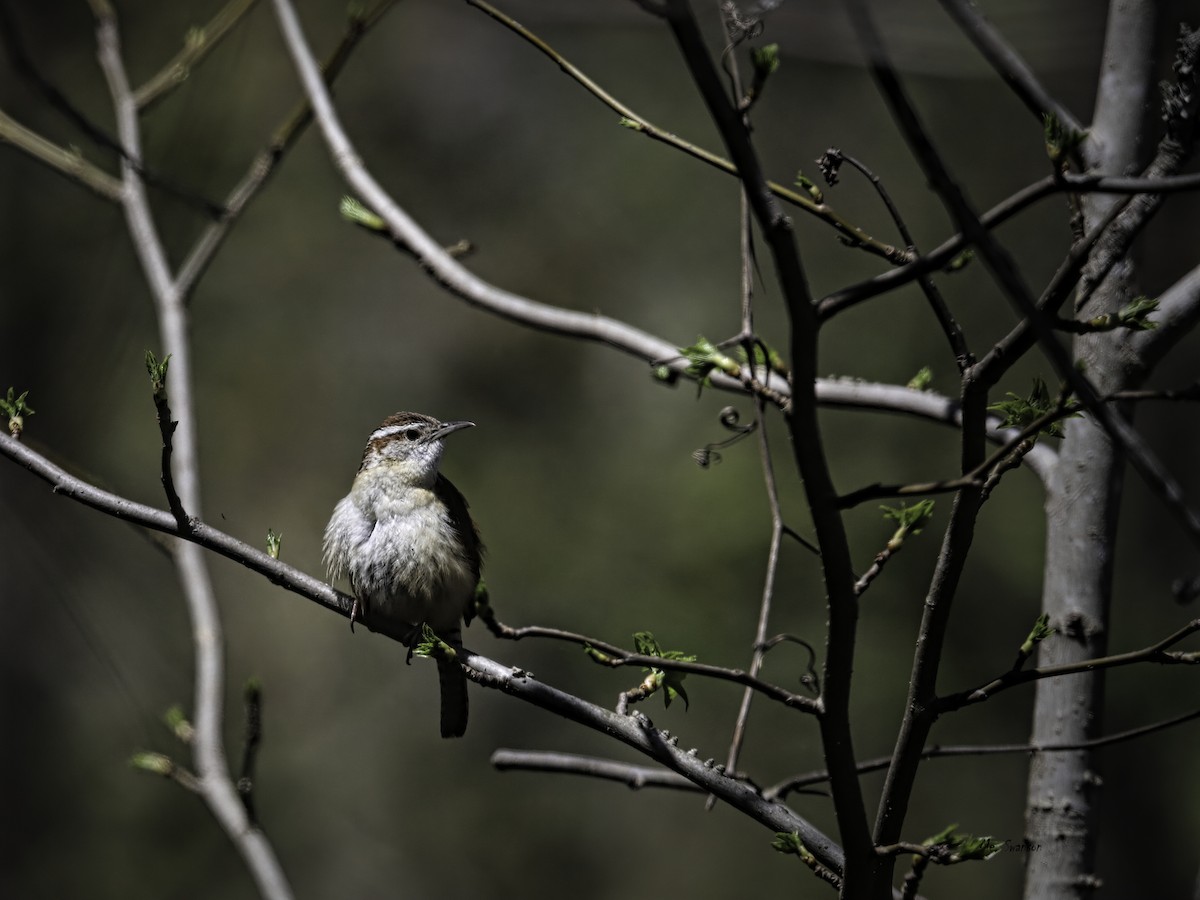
[0,426,846,877]
[0,107,123,201]
[134,0,260,111]
[175,0,398,300]
[935,0,1083,134]
[466,0,911,265]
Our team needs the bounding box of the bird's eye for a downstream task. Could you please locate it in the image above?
[404,428,421,441]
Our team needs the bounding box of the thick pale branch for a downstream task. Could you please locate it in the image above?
[1134,262,1200,367]
[91,6,291,898]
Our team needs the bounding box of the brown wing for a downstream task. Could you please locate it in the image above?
[435,473,484,621]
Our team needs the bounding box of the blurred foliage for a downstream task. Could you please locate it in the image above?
[1,2,1199,899]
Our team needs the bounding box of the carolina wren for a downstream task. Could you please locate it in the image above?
[323,412,483,738]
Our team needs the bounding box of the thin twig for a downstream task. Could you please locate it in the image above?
[0,107,123,201]
[821,147,971,369]
[476,598,821,714]
[0,0,222,216]
[935,0,1083,134]
[134,0,260,111]
[941,619,1200,709]
[491,749,697,791]
[237,680,264,824]
[466,0,911,265]
[818,169,1200,320]
[767,705,1200,799]
[175,0,398,301]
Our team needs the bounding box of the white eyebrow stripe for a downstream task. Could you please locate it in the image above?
[370,425,407,441]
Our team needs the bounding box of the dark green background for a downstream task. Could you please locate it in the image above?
[2,1,1198,896]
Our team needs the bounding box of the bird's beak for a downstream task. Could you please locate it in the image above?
[432,420,475,441]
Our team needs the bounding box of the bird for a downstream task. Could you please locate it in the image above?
[323,411,483,738]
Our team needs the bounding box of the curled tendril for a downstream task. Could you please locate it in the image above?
[757,633,822,696]
[692,407,758,468]
[719,405,753,433]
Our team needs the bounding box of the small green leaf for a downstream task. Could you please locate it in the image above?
[413,624,456,661]
[266,528,282,560]
[633,631,662,657]
[880,500,935,549]
[794,172,824,204]
[679,337,741,395]
[584,644,613,664]
[1015,612,1055,666]
[988,378,1076,438]
[1,387,35,438]
[906,366,933,391]
[651,364,678,385]
[1043,113,1088,165]
[339,196,385,231]
[130,751,174,776]
[1116,295,1159,331]
[144,350,171,397]
[921,823,1003,864]
[618,116,639,129]
[163,705,194,742]
[632,631,696,710]
[772,832,817,865]
[942,248,974,273]
[750,44,780,79]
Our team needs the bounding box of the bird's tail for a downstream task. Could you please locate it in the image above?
[437,654,469,738]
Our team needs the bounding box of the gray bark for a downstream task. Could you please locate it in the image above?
[1022,2,1156,897]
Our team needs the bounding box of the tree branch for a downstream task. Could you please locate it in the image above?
[941,619,1200,710]
[134,0,260,111]
[935,0,1083,134]
[0,107,123,201]
[491,749,697,791]
[466,0,911,265]
[0,427,846,878]
[90,5,292,897]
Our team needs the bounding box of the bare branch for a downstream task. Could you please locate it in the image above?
[175,0,398,300]
[90,6,291,897]
[134,0,260,111]
[475,596,821,715]
[768,705,1200,799]
[0,107,123,201]
[491,749,698,791]
[0,427,845,878]
[941,619,1200,709]
[467,0,911,265]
